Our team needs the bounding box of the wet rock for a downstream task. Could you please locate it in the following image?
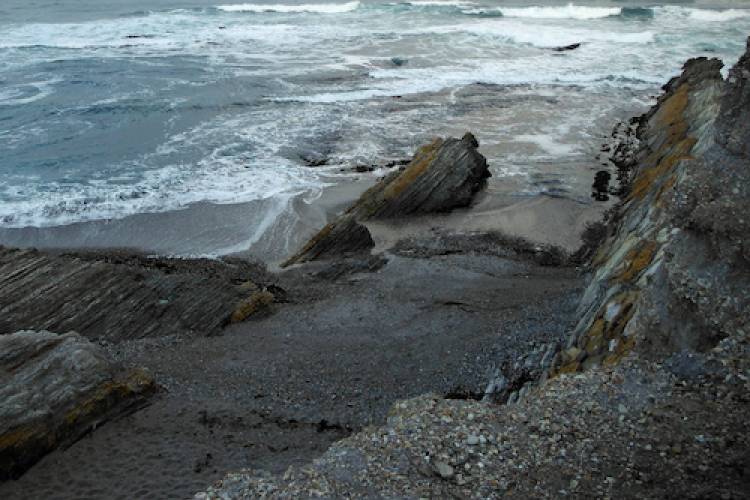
[0,330,156,479]
[552,42,581,52]
[283,133,489,266]
[591,170,611,201]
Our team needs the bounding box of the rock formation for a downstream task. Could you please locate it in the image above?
[0,247,275,341]
[0,330,156,479]
[197,39,750,499]
[283,133,489,266]
[550,45,749,376]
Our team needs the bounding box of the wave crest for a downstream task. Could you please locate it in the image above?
[686,8,750,22]
[216,1,360,14]
[494,4,622,20]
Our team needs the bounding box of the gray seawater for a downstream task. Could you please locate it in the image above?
[1,0,749,252]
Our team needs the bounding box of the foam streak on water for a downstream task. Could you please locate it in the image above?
[0,1,749,237]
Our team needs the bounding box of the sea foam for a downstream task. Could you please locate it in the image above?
[686,8,750,22]
[216,1,360,14]
[495,4,622,20]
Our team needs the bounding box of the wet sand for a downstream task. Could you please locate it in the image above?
[0,180,604,265]
[0,176,375,263]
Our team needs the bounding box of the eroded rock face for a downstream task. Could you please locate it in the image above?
[0,247,275,341]
[547,38,750,376]
[716,37,750,158]
[283,133,489,266]
[0,330,156,480]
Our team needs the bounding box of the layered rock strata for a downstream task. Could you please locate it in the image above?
[550,46,749,376]
[0,330,156,479]
[0,247,275,341]
[283,133,489,266]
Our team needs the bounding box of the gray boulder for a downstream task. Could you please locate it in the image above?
[0,330,156,479]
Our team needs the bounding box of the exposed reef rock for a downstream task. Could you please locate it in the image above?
[0,330,156,479]
[552,42,581,52]
[0,247,276,341]
[283,133,489,266]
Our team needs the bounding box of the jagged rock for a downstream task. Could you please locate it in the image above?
[0,330,156,479]
[0,247,275,341]
[547,37,750,376]
[284,133,489,266]
[716,37,750,158]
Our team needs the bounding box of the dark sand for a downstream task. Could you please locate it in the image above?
[0,245,582,499]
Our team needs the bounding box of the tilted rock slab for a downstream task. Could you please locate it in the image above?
[283,133,490,266]
[0,247,273,341]
[0,330,156,479]
[535,38,750,381]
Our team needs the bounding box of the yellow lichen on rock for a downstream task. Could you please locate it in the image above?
[231,290,275,323]
[654,83,690,138]
[64,369,156,427]
[382,139,443,200]
[628,137,696,201]
[615,240,658,283]
[0,426,44,453]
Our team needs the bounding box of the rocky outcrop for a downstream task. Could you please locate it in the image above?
[283,133,489,266]
[0,247,276,341]
[197,40,750,499]
[0,330,156,479]
[548,44,749,377]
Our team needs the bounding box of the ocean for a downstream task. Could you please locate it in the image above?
[1,1,749,255]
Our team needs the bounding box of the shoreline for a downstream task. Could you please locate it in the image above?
[0,175,376,266]
[0,177,606,266]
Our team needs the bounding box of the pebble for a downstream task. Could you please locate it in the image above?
[433,461,454,479]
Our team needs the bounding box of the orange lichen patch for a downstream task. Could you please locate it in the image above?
[584,321,606,355]
[614,240,658,283]
[628,137,696,201]
[231,290,275,323]
[382,139,443,201]
[603,335,637,366]
[556,362,581,375]
[236,280,259,293]
[654,84,690,137]
[558,291,639,375]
